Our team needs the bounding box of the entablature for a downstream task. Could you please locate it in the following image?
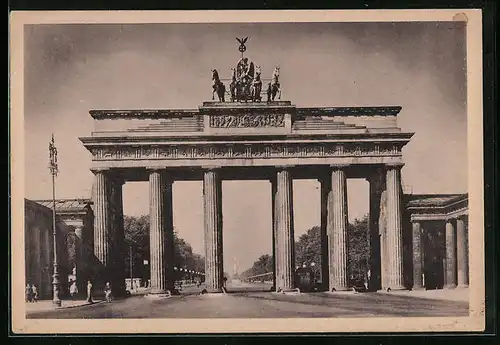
[88,103,407,137]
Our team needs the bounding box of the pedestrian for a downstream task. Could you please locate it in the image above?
[104,282,113,303]
[25,283,32,302]
[70,281,78,299]
[86,280,93,303]
[31,284,38,302]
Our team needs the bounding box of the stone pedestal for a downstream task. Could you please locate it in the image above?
[411,221,424,290]
[203,169,224,293]
[384,165,405,290]
[456,217,469,287]
[149,169,168,294]
[445,220,457,288]
[274,168,295,292]
[328,167,349,291]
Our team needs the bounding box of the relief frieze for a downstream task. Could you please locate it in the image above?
[209,113,285,128]
[91,142,402,161]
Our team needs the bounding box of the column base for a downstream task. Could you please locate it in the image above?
[444,284,457,289]
[329,286,350,292]
[202,287,224,294]
[274,287,300,294]
[411,285,425,291]
[457,284,469,289]
[384,285,407,292]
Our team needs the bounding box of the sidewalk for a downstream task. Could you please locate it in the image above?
[25,298,104,313]
[377,287,469,302]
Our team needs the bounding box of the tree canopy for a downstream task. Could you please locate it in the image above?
[123,215,204,279]
[240,215,370,286]
[239,254,273,279]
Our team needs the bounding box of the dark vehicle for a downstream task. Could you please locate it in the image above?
[295,267,319,292]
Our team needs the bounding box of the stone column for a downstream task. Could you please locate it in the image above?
[275,168,295,292]
[385,164,405,290]
[328,166,349,291]
[368,169,384,291]
[445,220,457,288]
[110,177,126,297]
[164,176,175,293]
[148,169,170,294]
[93,169,111,275]
[456,217,469,287]
[271,178,278,291]
[73,225,85,296]
[319,174,330,291]
[203,169,224,293]
[412,221,424,290]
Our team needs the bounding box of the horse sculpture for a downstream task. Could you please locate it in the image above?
[251,66,262,102]
[267,66,281,102]
[230,68,238,102]
[211,69,226,102]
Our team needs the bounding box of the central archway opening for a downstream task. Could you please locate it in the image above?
[222,180,273,293]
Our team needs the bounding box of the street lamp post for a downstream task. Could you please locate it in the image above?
[48,134,61,306]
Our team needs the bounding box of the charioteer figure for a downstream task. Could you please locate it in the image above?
[211,37,282,103]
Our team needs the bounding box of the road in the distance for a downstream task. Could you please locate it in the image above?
[27,282,468,319]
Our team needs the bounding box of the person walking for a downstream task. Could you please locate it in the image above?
[104,282,113,303]
[70,281,78,299]
[86,280,93,303]
[31,284,38,302]
[25,284,32,302]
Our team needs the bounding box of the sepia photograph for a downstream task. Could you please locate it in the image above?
[10,10,485,333]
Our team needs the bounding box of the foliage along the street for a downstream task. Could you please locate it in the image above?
[123,215,205,278]
[238,215,370,285]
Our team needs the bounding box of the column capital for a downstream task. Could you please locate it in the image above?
[274,165,296,170]
[385,162,405,170]
[91,167,110,175]
[445,217,456,225]
[329,164,350,169]
[204,166,223,171]
[146,166,165,172]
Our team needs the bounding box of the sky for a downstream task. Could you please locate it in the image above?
[24,22,467,273]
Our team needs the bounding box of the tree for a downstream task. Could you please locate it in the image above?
[347,216,369,284]
[240,254,273,279]
[241,214,371,287]
[295,226,322,279]
[123,215,205,280]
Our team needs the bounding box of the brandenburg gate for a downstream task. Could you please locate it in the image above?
[80,41,414,295]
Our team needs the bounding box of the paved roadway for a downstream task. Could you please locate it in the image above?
[27,282,468,319]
